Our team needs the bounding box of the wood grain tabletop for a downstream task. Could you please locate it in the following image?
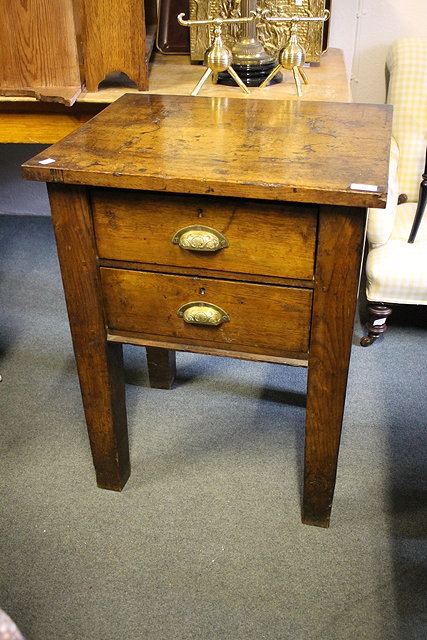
[22,93,392,208]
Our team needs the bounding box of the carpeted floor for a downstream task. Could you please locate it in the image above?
[0,214,426,640]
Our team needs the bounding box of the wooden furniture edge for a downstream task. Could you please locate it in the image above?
[1,49,351,144]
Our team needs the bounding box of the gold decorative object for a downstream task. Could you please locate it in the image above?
[177,302,230,326]
[172,225,229,251]
[259,9,330,95]
[218,0,281,88]
[231,1,273,67]
[188,0,329,64]
[178,13,256,95]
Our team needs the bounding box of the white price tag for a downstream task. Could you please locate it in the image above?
[373,318,386,326]
[38,158,56,165]
[350,183,378,192]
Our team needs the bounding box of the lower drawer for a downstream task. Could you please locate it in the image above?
[100,268,312,357]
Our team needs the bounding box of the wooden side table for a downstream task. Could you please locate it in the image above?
[0,49,350,144]
[22,94,392,527]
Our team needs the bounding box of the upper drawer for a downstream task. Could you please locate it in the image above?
[91,189,317,281]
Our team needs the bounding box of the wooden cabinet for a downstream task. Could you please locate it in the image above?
[0,48,351,144]
[0,0,81,105]
[0,0,157,105]
[22,93,392,527]
[76,0,157,92]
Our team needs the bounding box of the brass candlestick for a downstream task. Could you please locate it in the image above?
[259,10,330,96]
[177,13,256,96]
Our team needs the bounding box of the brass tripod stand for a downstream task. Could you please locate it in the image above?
[259,10,330,96]
[177,13,257,96]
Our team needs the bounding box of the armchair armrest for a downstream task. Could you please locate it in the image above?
[367,137,400,247]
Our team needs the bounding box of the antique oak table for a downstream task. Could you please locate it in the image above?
[2,49,350,143]
[22,94,392,527]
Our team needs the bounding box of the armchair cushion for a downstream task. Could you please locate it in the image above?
[364,38,427,308]
[366,202,427,304]
[387,38,427,202]
[366,137,400,247]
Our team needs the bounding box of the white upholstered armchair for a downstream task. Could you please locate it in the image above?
[361,38,427,346]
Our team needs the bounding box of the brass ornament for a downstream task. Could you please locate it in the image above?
[188,0,329,64]
[177,302,230,326]
[230,0,275,68]
[172,225,229,251]
[178,13,256,95]
[259,9,330,95]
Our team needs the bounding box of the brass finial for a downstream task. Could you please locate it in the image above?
[259,10,330,96]
[177,13,257,96]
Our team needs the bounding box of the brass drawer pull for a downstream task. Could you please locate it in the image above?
[172,225,229,252]
[177,302,230,326]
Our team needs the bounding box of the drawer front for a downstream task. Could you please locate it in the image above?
[92,190,317,281]
[100,268,312,357]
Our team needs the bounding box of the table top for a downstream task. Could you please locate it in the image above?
[1,49,350,144]
[22,93,392,208]
[1,49,351,106]
[79,49,352,104]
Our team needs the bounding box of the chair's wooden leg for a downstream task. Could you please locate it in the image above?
[146,347,176,389]
[408,147,427,242]
[360,303,393,347]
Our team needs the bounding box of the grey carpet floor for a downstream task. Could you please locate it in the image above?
[0,214,426,640]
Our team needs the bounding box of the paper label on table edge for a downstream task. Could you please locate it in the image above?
[350,183,378,191]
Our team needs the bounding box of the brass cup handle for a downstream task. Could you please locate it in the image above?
[177,302,230,326]
[172,225,229,252]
